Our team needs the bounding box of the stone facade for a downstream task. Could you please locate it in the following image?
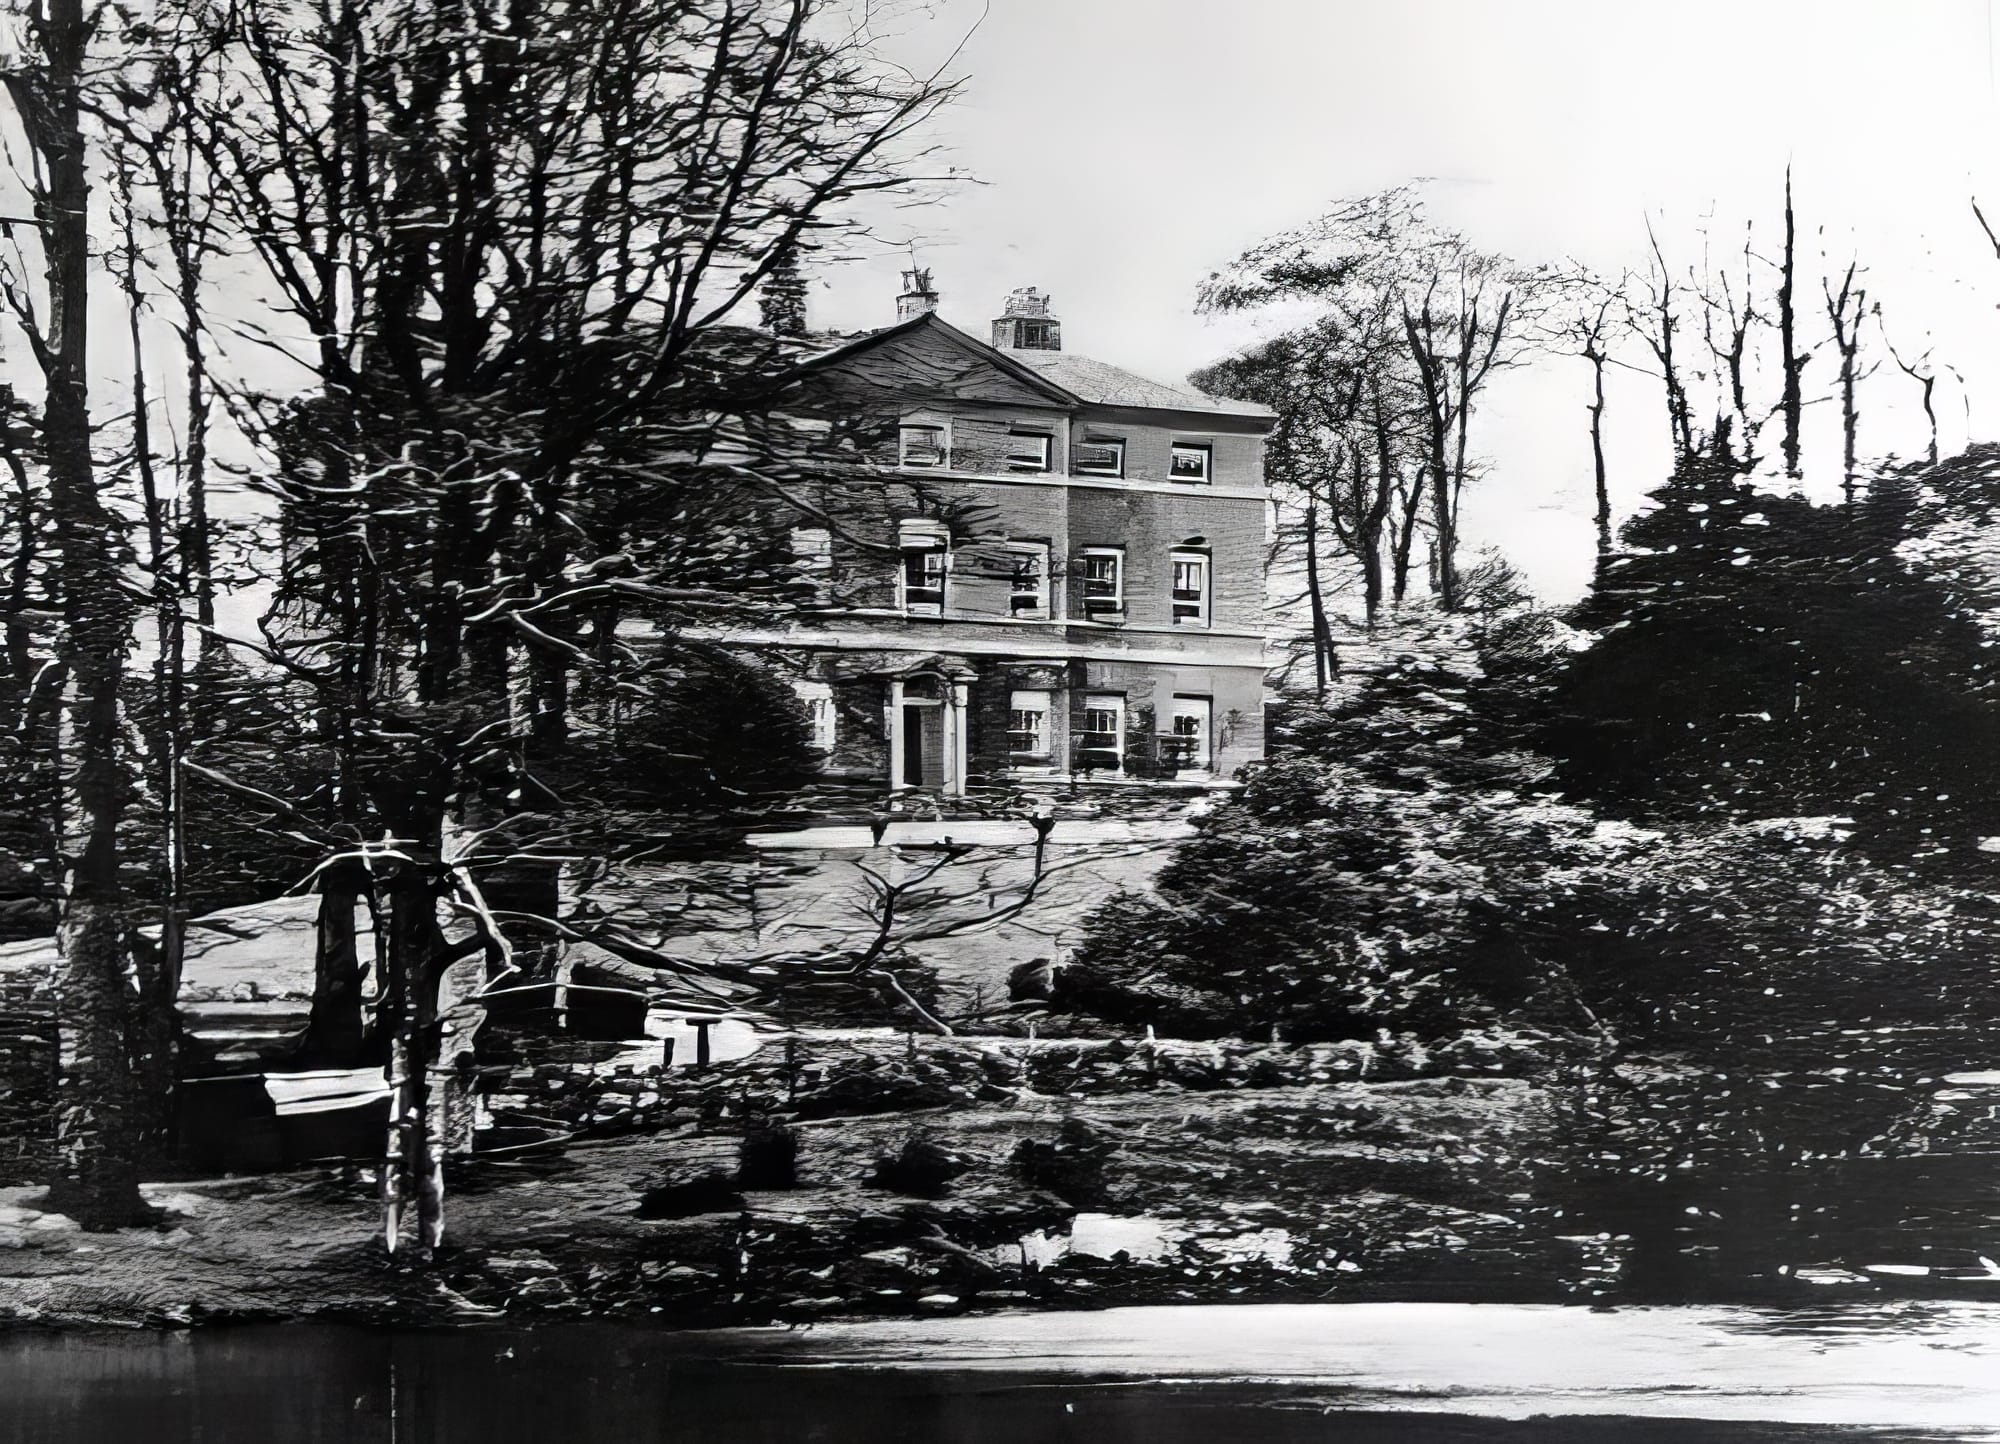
[740,287,1274,796]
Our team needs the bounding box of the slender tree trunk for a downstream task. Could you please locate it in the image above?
[1391,467,1424,606]
[1840,361,1859,500]
[1427,437,1456,609]
[1302,501,1336,698]
[381,870,444,1256]
[1587,348,1610,549]
[1357,526,1383,629]
[303,865,368,1065]
[1779,167,1804,480]
[30,0,154,1228]
[117,180,184,1157]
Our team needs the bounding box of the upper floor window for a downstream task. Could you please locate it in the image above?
[1006,431,1053,473]
[1170,550,1210,627]
[900,422,947,469]
[1008,689,1053,759]
[1073,437,1125,478]
[899,518,948,615]
[789,526,832,603]
[1169,442,1212,484]
[1017,320,1058,350]
[1079,546,1123,617]
[902,548,946,614]
[1007,542,1051,616]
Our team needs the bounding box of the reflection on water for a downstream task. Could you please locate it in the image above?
[8,1306,2000,1443]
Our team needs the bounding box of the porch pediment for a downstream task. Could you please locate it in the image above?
[817,650,979,683]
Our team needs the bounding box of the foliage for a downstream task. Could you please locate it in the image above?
[1058,641,1595,1042]
[1544,454,2000,862]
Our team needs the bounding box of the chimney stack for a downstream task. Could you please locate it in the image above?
[897,266,940,322]
[759,245,810,338]
[991,287,1060,351]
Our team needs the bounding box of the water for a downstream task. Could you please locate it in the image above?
[7,1303,2000,1442]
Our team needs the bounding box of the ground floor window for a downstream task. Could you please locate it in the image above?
[1008,688,1052,759]
[793,679,836,755]
[1077,694,1125,772]
[1165,694,1213,771]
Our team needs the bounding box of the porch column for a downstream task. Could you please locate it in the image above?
[946,680,971,797]
[885,678,907,791]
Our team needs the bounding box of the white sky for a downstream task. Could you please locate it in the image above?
[819,0,2000,602]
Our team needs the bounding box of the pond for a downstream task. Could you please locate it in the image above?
[7,1302,2000,1442]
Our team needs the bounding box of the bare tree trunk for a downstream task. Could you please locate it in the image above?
[114,163,183,1157]
[1391,466,1424,606]
[1427,458,1456,609]
[381,871,443,1256]
[1825,261,1866,503]
[1779,167,1804,480]
[1302,501,1336,698]
[303,866,368,1065]
[26,0,154,1229]
[1587,346,1611,548]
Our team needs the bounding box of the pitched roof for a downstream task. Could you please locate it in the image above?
[1006,350,1277,421]
[788,313,1078,405]
[790,312,1275,422]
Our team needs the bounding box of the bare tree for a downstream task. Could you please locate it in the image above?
[1879,318,1940,468]
[146,0,960,1258]
[1626,218,1696,472]
[1690,222,1766,472]
[1778,167,1808,479]
[1201,187,1529,614]
[1537,265,1629,546]
[0,0,157,1228]
[1194,294,1419,688]
[1822,255,1870,501]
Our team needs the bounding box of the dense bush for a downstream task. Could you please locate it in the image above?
[1054,453,2000,1058]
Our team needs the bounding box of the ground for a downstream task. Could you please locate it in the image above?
[0,1033,1598,1330]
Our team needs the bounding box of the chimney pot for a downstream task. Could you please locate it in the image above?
[897,266,940,322]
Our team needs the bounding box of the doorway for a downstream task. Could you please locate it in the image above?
[901,703,945,788]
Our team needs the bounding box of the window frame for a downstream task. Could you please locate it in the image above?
[789,525,833,603]
[1008,688,1054,761]
[900,543,948,615]
[1005,430,1054,473]
[793,679,837,755]
[899,420,949,470]
[1169,549,1211,628]
[1005,541,1052,616]
[1165,693,1213,771]
[1078,546,1125,617]
[1169,441,1213,485]
[1073,436,1126,478]
[1077,693,1126,773]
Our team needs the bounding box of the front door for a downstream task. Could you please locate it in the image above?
[901,704,946,788]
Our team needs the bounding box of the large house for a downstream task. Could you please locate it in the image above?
[757,270,1274,797]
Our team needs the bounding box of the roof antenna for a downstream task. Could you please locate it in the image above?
[897,247,940,321]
